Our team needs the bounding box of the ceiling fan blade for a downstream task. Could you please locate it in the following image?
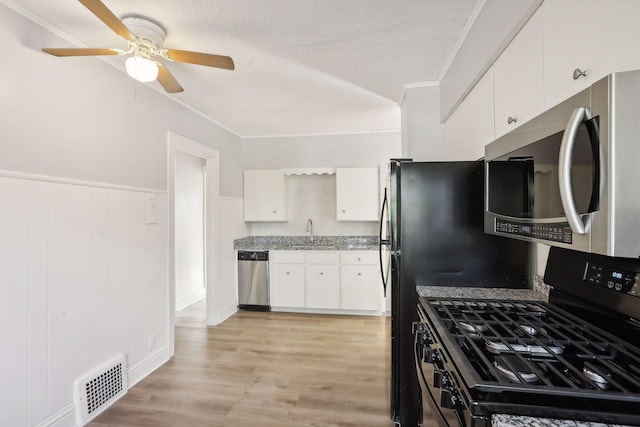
[157,64,184,93]
[165,49,235,70]
[42,47,121,57]
[78,0,136,41]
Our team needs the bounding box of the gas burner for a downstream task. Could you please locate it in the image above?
[494,355,539,383]
[583,363,612,390]
[517,324,545,336]
[459,321,489,334]
[485,339,564,357]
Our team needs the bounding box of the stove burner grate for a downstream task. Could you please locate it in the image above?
[426,297,640,395]
[494,354,539,383]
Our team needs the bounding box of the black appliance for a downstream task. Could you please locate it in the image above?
[379,160,531,426]
[415,246,640,426]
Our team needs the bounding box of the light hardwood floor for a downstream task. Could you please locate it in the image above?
[90,301,396,426]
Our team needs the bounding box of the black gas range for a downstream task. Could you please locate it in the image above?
[414,247,640,427]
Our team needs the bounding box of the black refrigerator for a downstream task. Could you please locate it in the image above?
[379,159,531,426]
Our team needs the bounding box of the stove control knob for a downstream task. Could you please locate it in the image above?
[440,388,459,409]
[423,348,440,364]
[433,370,449,388]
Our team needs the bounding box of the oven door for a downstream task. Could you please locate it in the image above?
[414,321,468,427]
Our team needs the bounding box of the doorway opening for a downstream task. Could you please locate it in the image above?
[168,132,220,355]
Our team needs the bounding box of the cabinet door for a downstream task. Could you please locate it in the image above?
[444,68,495,160]
[243,169,288,222]
[336,168,379,221]
[340,265,381,311]
[494,8,543,138]
[270,263,305,308]
[305,264,340,309]
[543,0,640,109]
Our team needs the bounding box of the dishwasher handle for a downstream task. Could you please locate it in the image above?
[238,250,269,261]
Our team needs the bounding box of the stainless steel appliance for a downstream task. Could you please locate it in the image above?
[237,250,270,311]
[379,159,531,426]
[415,247,640,426]
[485,70,640,258]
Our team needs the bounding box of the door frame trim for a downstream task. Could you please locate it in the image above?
[167,132,220,355]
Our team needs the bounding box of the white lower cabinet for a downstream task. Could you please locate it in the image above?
[269,251,305,308]
[340,265,381,311]
[305,264,340,309]
[340,251,381,311]
[269,250,382,314]
[270,263,305,308]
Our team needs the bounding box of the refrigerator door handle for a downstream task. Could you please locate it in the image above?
[379,188,389,296]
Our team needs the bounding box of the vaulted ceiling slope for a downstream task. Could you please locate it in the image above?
[6,0,478,137]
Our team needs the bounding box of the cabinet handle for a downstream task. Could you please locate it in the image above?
[358,272,362,276]
[320,272,324,276]
[342,210,346,213]
[507,116,517,125]
[357,257,361,261]
[273,210,277,214]
[573,68,588,80]
[286,272,290,275]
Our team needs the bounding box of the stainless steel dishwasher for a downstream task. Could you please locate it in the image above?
[237,250,270,311]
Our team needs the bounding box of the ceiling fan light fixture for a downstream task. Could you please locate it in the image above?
[125,55,158,82]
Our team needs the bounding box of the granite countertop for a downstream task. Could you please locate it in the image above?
[416,284,549,302]
[233,235,378,251]
[492,414,627,427]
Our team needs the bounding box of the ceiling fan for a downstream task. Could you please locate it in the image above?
[42,0,235,93]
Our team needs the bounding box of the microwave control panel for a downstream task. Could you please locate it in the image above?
[495,219,572,244]
[585,262,638,296]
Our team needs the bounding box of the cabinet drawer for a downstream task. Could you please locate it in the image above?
[270,251,305,264]
[340,251,377,265]
[306,251,340,264]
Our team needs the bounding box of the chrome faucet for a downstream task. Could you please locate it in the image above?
[306,218,314,242]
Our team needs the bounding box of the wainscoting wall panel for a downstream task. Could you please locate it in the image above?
[0,175,169,427]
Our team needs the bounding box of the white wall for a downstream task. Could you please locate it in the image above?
[174,151,205,311]
[250,174,378,236]
[241,132,401,236]
[401,85,445,160]
[242,132,401,170]
[0,176,168,427]
[0,4,245,426]
[218,197,250,322]
[0,4,242,197]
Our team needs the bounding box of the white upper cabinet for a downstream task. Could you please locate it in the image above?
[336,167,379,221]
[243,169,288,222]
[444,67,495,160]
[543,0,640,109]
[494,8,544,138]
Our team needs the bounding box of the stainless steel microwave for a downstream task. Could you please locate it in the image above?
[485,70,640,258]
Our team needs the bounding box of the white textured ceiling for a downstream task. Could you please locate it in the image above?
[6,0,478,137]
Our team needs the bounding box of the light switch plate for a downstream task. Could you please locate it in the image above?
[145,193,158,224]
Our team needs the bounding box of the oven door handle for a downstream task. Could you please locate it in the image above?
[559,107,599,234]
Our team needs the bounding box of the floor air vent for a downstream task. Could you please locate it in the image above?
[74,354,128,426]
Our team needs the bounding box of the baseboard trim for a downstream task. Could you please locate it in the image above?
[127,345,172,388]
[271,307,384,316]
[35,403,75,427]
[175,288,205,312]
[217,301,238,324]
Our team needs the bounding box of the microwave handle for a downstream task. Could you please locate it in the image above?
[559,107,594,234]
